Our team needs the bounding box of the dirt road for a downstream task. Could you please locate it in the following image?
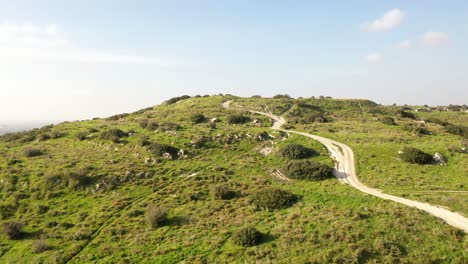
[223,100,468,232]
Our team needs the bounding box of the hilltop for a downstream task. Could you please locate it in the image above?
[0,95,467,263]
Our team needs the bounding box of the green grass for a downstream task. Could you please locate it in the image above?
[0,95,466,263]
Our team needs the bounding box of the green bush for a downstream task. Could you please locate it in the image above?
[445,124,468,138]
[137,135,150,147]
[75,131,88,141]
[278,143,316,159]
[190,113,206,124]
[381,116,396,125]
[165,95,190,105]
[159,122,180,132]
[32,240,52,253]
[399,147,433,164]
[396,110,417,120]
[146,121,159,131]
[100,129,128,142]
[232,226,262,247]
[138,119,149,129]
[38,133,51,141]
[251,187,297,210]
[145,204,167,228]
[147,143,179,158]
[227,115,250,124]
[211,185,236,200]
[68,169,92,190]
[425,118,448,126]
[282,160,333,180]
[23,148,44,157]
[2,221,24,239]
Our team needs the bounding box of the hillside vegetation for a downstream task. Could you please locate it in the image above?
[0,95,466,263]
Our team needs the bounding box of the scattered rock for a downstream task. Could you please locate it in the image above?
[433,152,446,165]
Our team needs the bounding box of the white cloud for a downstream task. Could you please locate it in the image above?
[396,40,412,49]
[421,31,449,47]
[365,53,383,64]
[361,8,405,32]
[0,21,162,65]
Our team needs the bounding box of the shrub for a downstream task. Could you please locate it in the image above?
[147,143,179,158]
[2,221,23,239]
[278,143,315,159]
[145,204,167,228]
[23,148,43,157]
[251,187,297,210]
[396,110,417,119]
[68,169,92,190]
[146,121,159,131]
[232,227,262,247]
[403,125,431,136]
[272,94,292,99]
[227,115,250,124]
[137,135,150,147]
[75,131,88,141]
[190,113,206,124]
[282,160,333,180]
[425,118,448,126]
[445,124,468,138]
[211,185,236,200]
[38,133,51,141]
[381,116,396,125]
[138,119,149,129]
[165,95,191,105]
[100,129,128,142]
[106,113,129,121]
[399,147,433,164]
[32,240,52,253]
[159,122,180,132]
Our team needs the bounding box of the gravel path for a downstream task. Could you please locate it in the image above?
[222,100,468,232]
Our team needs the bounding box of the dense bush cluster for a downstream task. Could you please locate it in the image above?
[399,147,433,164]
[282,160,333,181]
[145,204,167,228]
[396,110,417,120]
[100,129,128,142]
[165,95,191,105]
[23,147,44,157]
[445,124,468,138]
[251,187,297,210]
[381,116,396,125]
[75,131,88,141]
[2,221,23,239]
[278,143,316,159]
[190,113,206,124]
[424,118,448,126]
[232,227,263,247]
[227,115,250,124]
[403,124,431,136]
[147,143,179,158]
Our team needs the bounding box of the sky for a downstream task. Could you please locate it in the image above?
[0,0,467,121]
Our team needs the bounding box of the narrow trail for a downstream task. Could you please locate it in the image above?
[223,100,468,232]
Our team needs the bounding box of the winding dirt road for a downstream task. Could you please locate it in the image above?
[223,100,468,232]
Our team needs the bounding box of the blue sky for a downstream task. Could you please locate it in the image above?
[0,1,467,120]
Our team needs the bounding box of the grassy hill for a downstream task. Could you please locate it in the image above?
[0,95,466,263]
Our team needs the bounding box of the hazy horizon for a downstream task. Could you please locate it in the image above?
[1,1,467,121]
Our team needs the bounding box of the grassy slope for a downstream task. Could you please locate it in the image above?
[0,95,466,263]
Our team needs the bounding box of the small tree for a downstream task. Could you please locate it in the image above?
[399,147,433,164]
[145,204,167,228]
[232,226,262,247]
[2,221,24,239]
